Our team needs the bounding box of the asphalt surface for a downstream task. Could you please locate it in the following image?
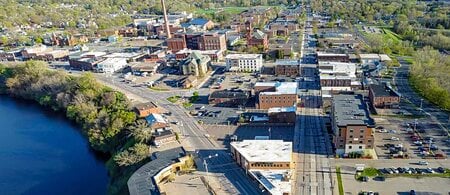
[394,58,449,132]
[292,8,335,195]
[94,74,262,194]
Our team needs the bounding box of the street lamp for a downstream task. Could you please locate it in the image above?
[203,153,219,188]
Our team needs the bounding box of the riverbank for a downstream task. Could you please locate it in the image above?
[0,62,145,194]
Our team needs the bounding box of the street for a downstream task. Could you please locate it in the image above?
[292,5,335,195]
[94,74,262,194]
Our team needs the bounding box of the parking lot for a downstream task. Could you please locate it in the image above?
[335,159,450,195]
[373,115,450,160]
[203,124,294,148]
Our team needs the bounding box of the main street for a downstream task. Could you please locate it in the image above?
[292,4,335,195]
[94,74,261,194]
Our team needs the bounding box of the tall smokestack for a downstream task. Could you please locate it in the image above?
[161,0,171,39]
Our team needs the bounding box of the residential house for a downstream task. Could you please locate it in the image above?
[145,113,169,130]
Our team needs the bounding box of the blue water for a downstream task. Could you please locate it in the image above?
[0,96,109,195]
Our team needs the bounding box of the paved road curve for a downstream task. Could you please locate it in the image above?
[95,74,261,194]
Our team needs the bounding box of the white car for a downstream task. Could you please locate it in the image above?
[418,161,429,165]
[377,129,387,133]
[391,137,400,141]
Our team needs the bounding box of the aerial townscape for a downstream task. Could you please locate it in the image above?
[0,0,450,195]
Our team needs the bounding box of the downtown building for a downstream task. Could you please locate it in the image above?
[231,140,293,195]
[274,59,301,77]
[225,54,263,72]
[331,94,375,156]
[254,82,298,109]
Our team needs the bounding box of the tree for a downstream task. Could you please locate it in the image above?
[128,120,152,143]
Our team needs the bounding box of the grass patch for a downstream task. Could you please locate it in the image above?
[361,167,381,177]
[183,102,193,108]
[167,96,181,103]
[149,87,169,91]
[336,166,344,195]
[382,28,403,43]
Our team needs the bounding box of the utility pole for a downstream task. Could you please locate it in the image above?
[160,0,171,39]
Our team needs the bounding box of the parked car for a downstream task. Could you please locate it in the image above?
[413,141,422,146]
[389,129,397,134]
[418,161,429,165]
[377,129,388,133]
[437,167,445,173]
[426,167,435,173]
[391,137,400,141]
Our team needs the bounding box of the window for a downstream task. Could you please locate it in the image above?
[349,141,352,144]
[359,146,363,149]
[348,146,352,149]
[360,135,363,138]
[359,141,363,144]
[368,140,372,142]
[349,129,354,133]
[349,135,353,138]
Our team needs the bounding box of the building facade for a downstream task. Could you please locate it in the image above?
[198,32,226,51]
[331,95,374,156]
[368,83,400,108]
[225,54,263,72]
[255,82,298,109]
[179,52,211,77]
[274,59,301,77]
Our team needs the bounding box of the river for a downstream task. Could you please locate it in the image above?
[0,95,109,195]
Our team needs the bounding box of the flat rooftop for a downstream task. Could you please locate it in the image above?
[256,82,298,95]
[333,95,372,127]
[225,54,262,59]
[317,52,348,57]
[231,140,292,163]
[268,106,296,113]
[275,59,301,66]
[370,84,399,97]
[250,170,291,195]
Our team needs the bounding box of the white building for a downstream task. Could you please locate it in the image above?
[230,140,293,195]
[97,58,128,73]
[359,54,381,65]
[225,54,263,72]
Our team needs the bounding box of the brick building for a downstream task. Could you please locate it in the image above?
[368,83,400,108]
[274,59,301,77]
[167,33,187,52]
[245,21,268,51]
[208,89,250,107]
[268,106,297,124]
[331,95,375,156]
[134,102,162,118]
[198,32,226,51]
[255,82,298,109]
